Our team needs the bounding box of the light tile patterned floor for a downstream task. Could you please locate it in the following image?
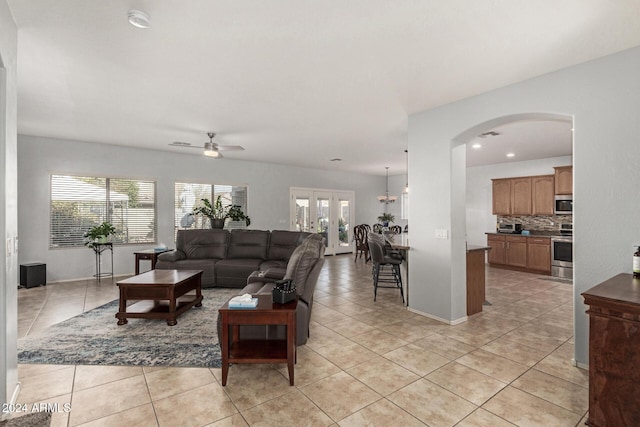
[12,255,589,426]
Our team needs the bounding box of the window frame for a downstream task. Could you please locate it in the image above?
[49,174,157,249]
[174,181,249,240]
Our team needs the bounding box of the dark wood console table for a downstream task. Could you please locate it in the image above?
[582,273,640,427]
[219,295,297,386]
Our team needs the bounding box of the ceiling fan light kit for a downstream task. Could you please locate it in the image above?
[204,142,221,158]
[169,132,245,158]
[128,10,150,29]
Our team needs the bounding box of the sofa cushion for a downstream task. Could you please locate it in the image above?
[178,229,229,259]
[215,258,263,288]
[267,230,311,261]
[227,230,269,259]
[259,260,288,271]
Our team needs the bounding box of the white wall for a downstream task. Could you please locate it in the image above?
[409,46,640,366]
[0,0,18,410]
[466,155,573,246]
[18,135,385,282]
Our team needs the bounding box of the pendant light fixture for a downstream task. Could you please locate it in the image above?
[377,167,397,205]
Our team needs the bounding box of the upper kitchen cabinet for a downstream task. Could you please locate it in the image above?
[511,177,532,215]
[532,175,555,215]
[554,166,573,195]
[492,177,532,215]
[492,179,512,215]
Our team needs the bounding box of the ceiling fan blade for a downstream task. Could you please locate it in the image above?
[169,141,202,149]
[216,145,245,151]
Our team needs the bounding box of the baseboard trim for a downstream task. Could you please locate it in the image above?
[1,382,21,420]
[407,307,468,325]
[47,274,130,284]
[572,358,589,370]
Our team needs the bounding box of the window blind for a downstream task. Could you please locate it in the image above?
[50,175,156,248]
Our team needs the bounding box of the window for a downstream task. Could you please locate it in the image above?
[50,175,156,248]
[174,183,248,238]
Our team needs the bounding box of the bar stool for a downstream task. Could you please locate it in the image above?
[367,234,404,302]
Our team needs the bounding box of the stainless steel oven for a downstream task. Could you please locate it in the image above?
[551,236,573,279]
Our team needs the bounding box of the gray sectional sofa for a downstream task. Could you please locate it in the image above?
[156,229,312,288]
[158,228,326,345]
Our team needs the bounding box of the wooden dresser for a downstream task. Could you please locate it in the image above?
[582,273,640,426]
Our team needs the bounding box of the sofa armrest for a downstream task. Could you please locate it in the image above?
[247,267,287,284]
[157,249,186,262]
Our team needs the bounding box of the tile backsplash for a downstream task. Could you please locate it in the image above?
[497,215,572,232]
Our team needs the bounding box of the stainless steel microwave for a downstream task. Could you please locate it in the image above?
[554,195,573,215]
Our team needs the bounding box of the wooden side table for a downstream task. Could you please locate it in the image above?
[219,295,297,386]
[134,248,170,275]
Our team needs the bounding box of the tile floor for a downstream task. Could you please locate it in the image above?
[12,255,589,426]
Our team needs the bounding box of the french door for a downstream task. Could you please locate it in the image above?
[290,188,354,255]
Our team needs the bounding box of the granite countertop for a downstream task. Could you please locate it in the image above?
[467,244,491,252]
[485,231,570,238]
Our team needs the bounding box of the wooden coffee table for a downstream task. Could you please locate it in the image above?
[219,294,297,386]
[116,269,203,326]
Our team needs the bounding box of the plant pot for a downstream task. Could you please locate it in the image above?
[96,236,108,243]
[210,218,225,229]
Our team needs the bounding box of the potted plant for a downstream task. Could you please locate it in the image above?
[193,196,228,229]
[84,221,116,246]
[377,213,395,227]
[226,205,251,229]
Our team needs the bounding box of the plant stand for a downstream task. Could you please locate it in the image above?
[91,242,113,281]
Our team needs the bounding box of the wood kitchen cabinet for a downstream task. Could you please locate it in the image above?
[510,177,532,215]
[531,175,555,215]
[492,177,532,215]
[554,166,573,195]
[486,234,551,275]
[505,235,527,268]
[527,237,551,273]
[492,179,511,215]
[487,234,506,264]
[486,234,527,268]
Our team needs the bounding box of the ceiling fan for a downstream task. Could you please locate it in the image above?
[169,132,245,158]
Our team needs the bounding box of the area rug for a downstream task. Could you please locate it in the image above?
[17,288,239,368]
[0,412,51,427]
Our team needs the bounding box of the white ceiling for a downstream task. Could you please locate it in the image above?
[7,1,640,176]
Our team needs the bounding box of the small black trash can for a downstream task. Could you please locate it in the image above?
[20,263,46,288]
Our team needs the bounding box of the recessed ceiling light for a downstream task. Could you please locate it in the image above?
[471,143,482,149]
[506,153,515,158]
[128,10,150,29]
